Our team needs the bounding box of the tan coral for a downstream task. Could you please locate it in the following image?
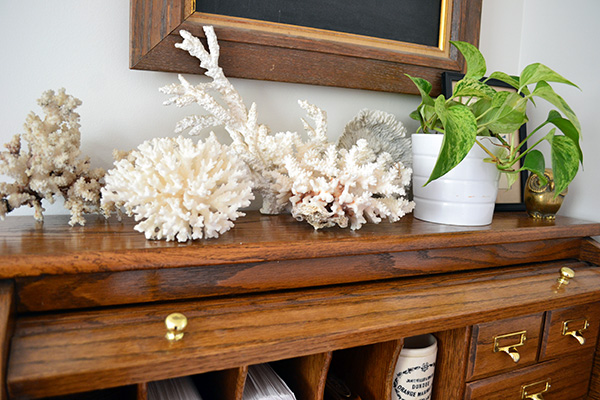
[0,89,112,225]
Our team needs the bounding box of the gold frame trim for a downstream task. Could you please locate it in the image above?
[190,1,453,59]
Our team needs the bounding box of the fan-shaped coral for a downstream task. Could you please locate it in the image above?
[160,27,414,230]
[338,109,412,169]
[0,88,110,225]
[101,134,254,241]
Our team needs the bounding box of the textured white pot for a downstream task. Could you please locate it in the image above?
[412,134,500,226]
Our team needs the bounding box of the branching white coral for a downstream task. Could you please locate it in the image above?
[0,88,111,225]
[284,139,414,230]
[160,27,329,215]
[101,134,254,242]
[160,27,414,230]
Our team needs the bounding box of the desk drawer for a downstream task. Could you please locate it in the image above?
[467,313,544,381]
[465,351,594,400]
[540,302,600,361]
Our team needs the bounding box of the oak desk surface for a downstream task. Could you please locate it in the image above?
[1,212,599,279]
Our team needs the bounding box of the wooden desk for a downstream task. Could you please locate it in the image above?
[2,212,600,399]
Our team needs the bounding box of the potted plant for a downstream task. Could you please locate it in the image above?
[407,40,582,226]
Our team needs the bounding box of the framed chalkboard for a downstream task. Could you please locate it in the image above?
[130,0,483,94]
[195,0,443,47]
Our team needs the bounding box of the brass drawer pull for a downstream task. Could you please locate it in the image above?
[521,379,551,400]
[493,330,527,363]
[557,267,575,286]
[562,318,589,345]
[165,313,188,341]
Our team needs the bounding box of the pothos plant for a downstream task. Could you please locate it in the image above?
[407,41,582,196]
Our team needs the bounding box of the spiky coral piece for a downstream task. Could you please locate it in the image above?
[101,134,254,242]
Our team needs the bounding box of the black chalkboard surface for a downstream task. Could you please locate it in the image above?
[196,0,442,47]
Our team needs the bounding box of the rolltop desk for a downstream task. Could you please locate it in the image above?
[2,211,600,399]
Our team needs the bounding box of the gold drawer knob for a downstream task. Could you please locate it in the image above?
[521,379,550,400]
[557,267,575,286]
[165,313,188,341]
[493,330,527,363]
[562,318,589,345]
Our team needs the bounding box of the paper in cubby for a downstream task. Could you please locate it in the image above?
[148,376,204,400]
[242,363,297,400]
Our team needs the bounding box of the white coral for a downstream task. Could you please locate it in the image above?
[101,134,254,242]
[161,27,414,230]
[0,88,111,225]
[284,139,414,230]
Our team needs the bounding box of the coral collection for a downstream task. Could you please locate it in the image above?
[161,26,414,229]
[101,134,254,241]
[1,26,415,238]
[0,89,111,225]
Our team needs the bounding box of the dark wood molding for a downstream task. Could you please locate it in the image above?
[130,0,483,95]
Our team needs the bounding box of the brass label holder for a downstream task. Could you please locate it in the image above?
[493,330,527,363]
[562,317,589,345]
[521,379,551,400]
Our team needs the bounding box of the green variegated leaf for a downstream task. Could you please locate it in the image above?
[522,150,547,185]
[504,171,520,189]
[406,74,434,106]
[546,110,583,163]
[426,98,477,184]
[551,135,580,195]
[520,63,580,91]
[451,41,486,80]
[474,92,527,134]
[452,77,496,99]
[419,104,438,132]
[488,92,528,134]
[532,81,581,133]
[487,72,520,90]
[409,109,421,122]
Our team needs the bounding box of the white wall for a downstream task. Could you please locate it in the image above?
[518,0,600,222]
[0,1,598,223]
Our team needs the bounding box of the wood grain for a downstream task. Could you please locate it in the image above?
[129,0,189,67]
[0,282,13,400]
[129,0,482,94]
[589,323,600,399]
[14,237,584,312]
[8,262,600,398]
[330,340,402,400]
[466,313,544,381]
[432,327,471,400]
[581,237,600,265]
[464,351,594,399]
[539,302,600,361]
[192,367,247,400]
[1,212,598,279]
[272,352,332,400]
[136,383,147,400]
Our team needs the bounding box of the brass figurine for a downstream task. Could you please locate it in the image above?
[524,169,568,220]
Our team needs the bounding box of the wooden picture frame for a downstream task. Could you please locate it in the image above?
[130,0,483,95]
[442,71,528,212]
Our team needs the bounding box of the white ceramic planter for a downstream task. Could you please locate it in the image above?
[412,133,500,226]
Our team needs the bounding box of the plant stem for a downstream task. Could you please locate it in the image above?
[475,140,498,161]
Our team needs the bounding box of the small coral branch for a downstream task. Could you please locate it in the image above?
[0,89,112,225]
